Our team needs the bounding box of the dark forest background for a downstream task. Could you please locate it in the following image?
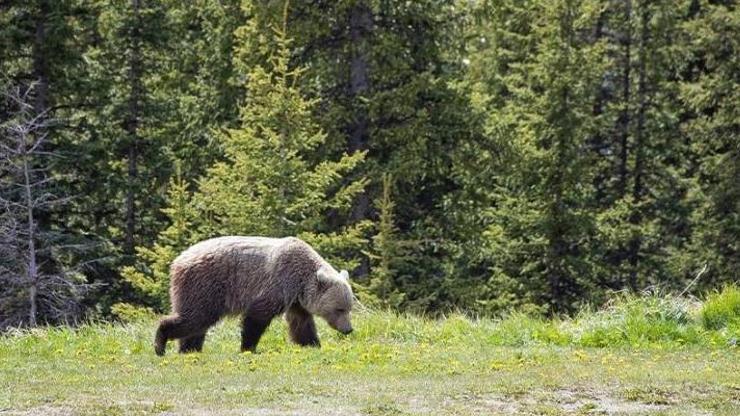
[0,0,737,328]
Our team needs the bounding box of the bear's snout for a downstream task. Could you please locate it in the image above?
[325,314,353,335]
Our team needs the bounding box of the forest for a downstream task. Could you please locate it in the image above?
[0,0,738,329]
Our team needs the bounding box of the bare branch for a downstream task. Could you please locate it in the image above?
[0,81,92,331]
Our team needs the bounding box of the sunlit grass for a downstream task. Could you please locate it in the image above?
[1,289,739,415]
[702,284,740,331]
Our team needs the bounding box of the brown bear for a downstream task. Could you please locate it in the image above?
[154,236,354,355]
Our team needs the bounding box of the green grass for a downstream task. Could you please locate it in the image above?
[702,285,740,331]
[1,304,739,415]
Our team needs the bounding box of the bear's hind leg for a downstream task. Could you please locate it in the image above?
[155,315,183,356]
[179,333,206,353]
[286,304,320,347]
[155,312,219,356]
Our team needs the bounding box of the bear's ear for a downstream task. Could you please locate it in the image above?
[316,267,331,282]
[339,270,349,281]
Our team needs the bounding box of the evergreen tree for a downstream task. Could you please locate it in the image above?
[677,0,740,287]
[466,0,606,313]
[281,1,477,287]
[445,0,544,313]
[2,0,738,319]
[159,0,243,180]
[120,2,367,311]
[365,174,407,309]
[594,0,693,292]
[81,0,171,259]
[0,0,101,322]
[71,1,244,311]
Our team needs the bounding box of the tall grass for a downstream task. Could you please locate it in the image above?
[2,285,738,350]
[701,284,740,330]
[352,285,740,349]
[357,285,740,349]
[572,294,704,347]
[489,285,740,348]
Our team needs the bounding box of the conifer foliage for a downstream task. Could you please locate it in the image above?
[120,2,366,311]
[0,0,737,323]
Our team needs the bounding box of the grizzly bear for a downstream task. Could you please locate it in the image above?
[154,236,354,355]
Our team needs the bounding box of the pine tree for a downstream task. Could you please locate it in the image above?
[365,174,407,308]
[120,2,368,311]
[594,0,693,292]
[79,0,171,259]
[469,0,607,313]
[159,0,243,180]
[278,1,476,288]
[448,0,545,314]
[117,163,195,311]
[65,0,246,311]
[3,0,738,319]
[677,1,740,287]
[0,1,99,325]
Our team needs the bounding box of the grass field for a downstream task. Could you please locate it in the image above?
[2,292,740,415]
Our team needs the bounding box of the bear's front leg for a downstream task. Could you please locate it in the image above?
[286,304,320,347]
[241,316,272,352]
[241,298,280,352]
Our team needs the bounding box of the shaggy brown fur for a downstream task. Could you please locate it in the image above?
[154,236,353,356]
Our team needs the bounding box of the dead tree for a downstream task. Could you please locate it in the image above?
[0,83,94,330]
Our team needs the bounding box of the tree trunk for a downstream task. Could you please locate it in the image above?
[124,0,143,257]
[23,144,39,327]
[627,1,648,290]
[547,1,576,312]
[548,82,572,313]
[348,1,372,277]
[617,0,632,197]
[591,9,609,202]
[32,0,49,116]
[26,0,50,326]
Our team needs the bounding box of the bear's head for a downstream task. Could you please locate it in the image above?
[306,266,354,335]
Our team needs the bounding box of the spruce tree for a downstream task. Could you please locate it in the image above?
[120,2,367,311]
[159,0,243,180]
[81,0,171,259]
[678,1,740,286]
[0,0,100,323]
[594,0,693,292]
[276,1,477,289]
[365,174,407,309]
[471,0,606,313]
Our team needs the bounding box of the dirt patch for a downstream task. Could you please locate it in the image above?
[1,406,362,416]
[179,406,363,416]
[555,388,671,414]
[0,406,75,416]
[448,388,680,415]
[0,388,717,416]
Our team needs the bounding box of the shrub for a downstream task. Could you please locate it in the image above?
[110,303,156,323]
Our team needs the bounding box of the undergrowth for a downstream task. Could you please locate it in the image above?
[3,285,738,350]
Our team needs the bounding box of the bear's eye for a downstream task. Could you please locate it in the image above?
[335,308,346,313]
